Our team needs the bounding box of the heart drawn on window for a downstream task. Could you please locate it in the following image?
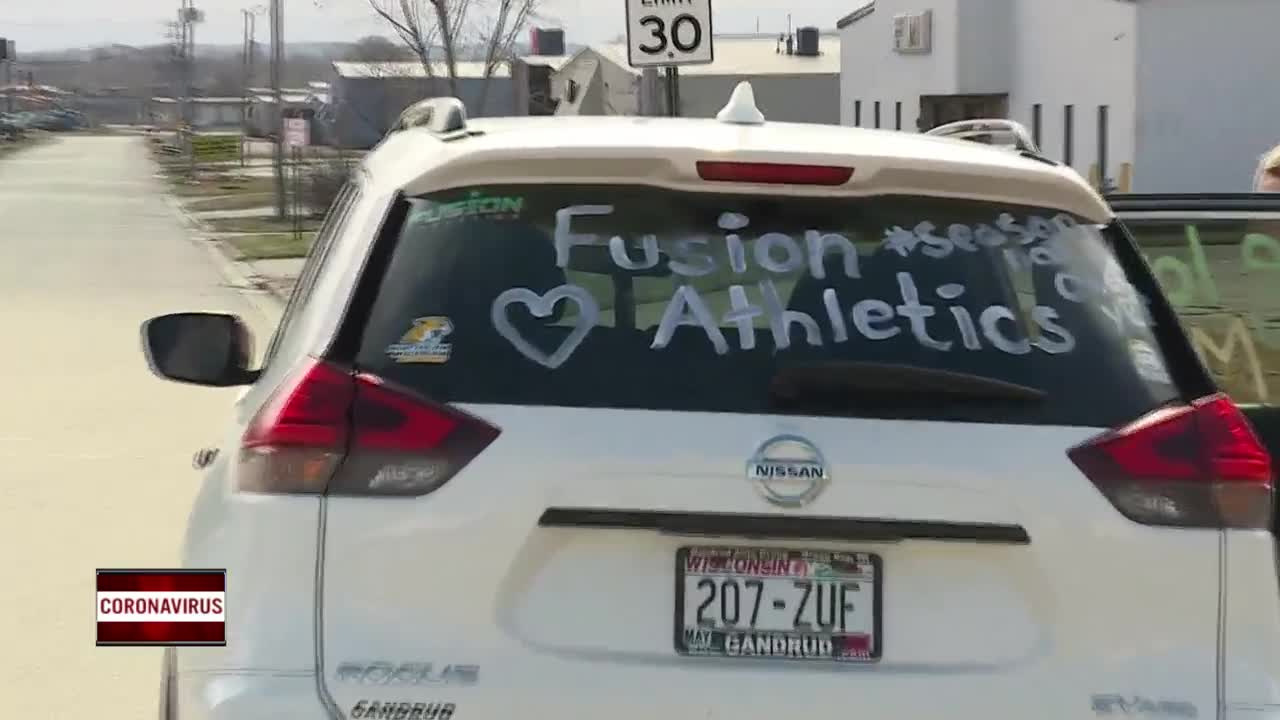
[490,285,599,369]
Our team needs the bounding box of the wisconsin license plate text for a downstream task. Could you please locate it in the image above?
[676,547,880,663]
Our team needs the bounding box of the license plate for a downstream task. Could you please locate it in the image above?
[675,546,881,663]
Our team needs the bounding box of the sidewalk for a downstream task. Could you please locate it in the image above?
[247,257,306,299]
[154,146,321,303]
[168,195,306,302]
[190,206,279,220]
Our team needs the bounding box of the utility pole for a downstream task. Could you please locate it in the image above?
[179,1,190,130]
[270,0,286,219]
[241,8,256,166]
[176,0,203,172]
[1,39,14,115]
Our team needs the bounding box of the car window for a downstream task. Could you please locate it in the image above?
[261,183,360,368]
[351,184,1184,427]
[1125,214,1280,407]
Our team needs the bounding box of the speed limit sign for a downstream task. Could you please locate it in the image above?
[625,0,714,68]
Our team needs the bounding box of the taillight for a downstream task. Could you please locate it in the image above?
[695,161,854,186]
[1068,394,1274,529]
[237,358,500,496]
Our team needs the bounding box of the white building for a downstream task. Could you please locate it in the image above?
[148,97,248,130]
[839,0,1135,190]
[1132,0,1280,193]
[838,0,1280,193]
[551,33,842,124]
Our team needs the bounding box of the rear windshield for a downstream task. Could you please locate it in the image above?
[353,185,1183,427]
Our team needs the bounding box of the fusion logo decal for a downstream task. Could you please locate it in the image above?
[336,662,479,686]
[412,191,523,225]
[350,700,455,720]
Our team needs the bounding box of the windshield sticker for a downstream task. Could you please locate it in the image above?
[386,316,454,364]
[882,213,1081,258]
[1130,339,1172,385]
[412,191,523,226]
[491,285,599,369]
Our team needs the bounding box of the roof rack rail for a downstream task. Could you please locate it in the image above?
[924,118,1042,155]
[390,96,468,136]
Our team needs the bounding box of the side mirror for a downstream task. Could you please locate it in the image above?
[140,312,260,387]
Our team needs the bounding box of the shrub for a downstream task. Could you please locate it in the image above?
[303,156,354,217]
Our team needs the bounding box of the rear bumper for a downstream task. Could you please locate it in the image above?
[174,669,328,720]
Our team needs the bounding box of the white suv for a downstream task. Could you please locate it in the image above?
[143,84,1276,720]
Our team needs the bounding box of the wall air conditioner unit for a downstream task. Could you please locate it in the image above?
[894,10,933,54]
[892,15,908,51]
[916,11,933,52]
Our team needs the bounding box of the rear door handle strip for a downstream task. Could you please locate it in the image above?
[538,508,1030,544]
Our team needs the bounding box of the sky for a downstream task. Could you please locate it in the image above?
[3,0,844,52]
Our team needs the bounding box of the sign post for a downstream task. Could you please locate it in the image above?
[624,0,714,117]
[283,117,310,241]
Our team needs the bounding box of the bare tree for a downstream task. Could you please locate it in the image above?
[474,0,536,113]
[344,35,413,61]
[365,0,539,113]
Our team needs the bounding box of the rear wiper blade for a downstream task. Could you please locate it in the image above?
[768,362,1047,407]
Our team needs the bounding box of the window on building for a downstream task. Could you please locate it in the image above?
[1063,105,1074,166]
[566,80,580,104]
[1097,105,1110,190]
[1032,104,1042,148]
[874,101,881,129]
[854,100,862,127]
[895,101,903,130]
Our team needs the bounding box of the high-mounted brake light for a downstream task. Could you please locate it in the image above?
[237,358,500,496]
[696,161,854,186]
[1068,394,1273,530]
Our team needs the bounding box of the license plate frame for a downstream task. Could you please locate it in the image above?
[674,546,883,663]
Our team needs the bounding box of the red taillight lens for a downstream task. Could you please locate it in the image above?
[329,372,500,496]
[696,161,854,186]
[237,358,500,496]
[1068,394,1274,529]
[239,360,353,494]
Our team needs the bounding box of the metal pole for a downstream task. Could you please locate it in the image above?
[4,61,12,114]
[186,3,198,175]
[270,0,286,219]
[292,146,301,242]
[248,14,256,88]
[190,12,199,173]
[180,2,190,127]
[241,9,249,167]
[249,13,257,164]
[665,67,679,117]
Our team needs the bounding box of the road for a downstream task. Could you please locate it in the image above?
[0,136,281,716]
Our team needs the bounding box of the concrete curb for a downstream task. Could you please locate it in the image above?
[161,191,288,323]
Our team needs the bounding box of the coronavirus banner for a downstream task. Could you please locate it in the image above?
[96,569,226,646]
